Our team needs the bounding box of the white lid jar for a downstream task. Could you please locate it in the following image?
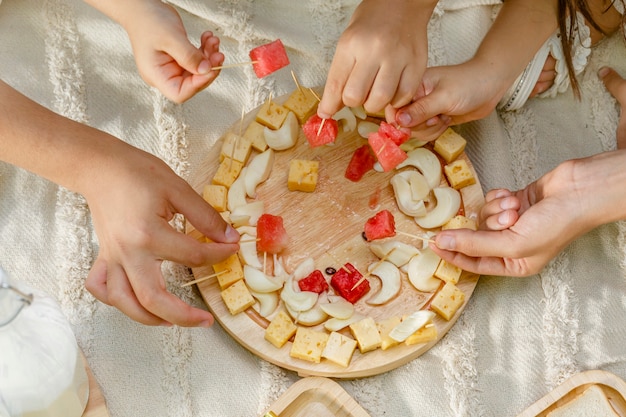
[0,267,89,417]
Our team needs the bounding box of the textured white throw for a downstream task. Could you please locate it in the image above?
[1,1,626,416]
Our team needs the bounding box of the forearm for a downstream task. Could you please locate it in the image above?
[0,79,130,196]
[82,0,158,30]
[473,0,558,92]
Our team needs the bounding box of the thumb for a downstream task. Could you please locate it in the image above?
[395,89,448,128]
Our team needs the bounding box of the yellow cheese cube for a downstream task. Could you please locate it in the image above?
[376,316,402,351]
[212,157,244,188]
[349,317,382,353]
[434,128,467,163]
[264,310,298,348]
[202,184,228,212]
[255,99,289,130]
[430,282,465,321]
[321,331,357,367]
[220,279,255,315]
[290,327,329,363]
[444,159,476,190]
[243,121,268,152]
[287,159,319,192]
[434,259,462,285]
[220,132,252,164]
[442,215,477,231]
[282,88,318,124]
[405,323,438,346]
[212,253,244,289]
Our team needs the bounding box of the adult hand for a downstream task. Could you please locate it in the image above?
[84,141,240,326]
[317,0,437,118]
[599,66,626,149]
[431,150,626,276]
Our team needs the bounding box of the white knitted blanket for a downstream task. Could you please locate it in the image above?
[1,1,626,416]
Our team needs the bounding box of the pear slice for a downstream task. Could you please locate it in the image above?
[227,167,248,212]
[388,310,436,342]
[366,261,402,305]
[332,106,357,132]
[350,105,367,120]
[324,313,366,332]
[391,173,427,217]
[292,257,316,281]
[244,149,274,198]
[230,200,264,227]
[319,298,354,320]
[414,187,461,229]
[397,147,442,189]
[238,233,262,269]
[243,264,283,293]
[264,111,298,151]
[357,121,380,139]
[286,302,328,326]
[250,290,279,318]
[407,247,442,292]
[369,240,420,267]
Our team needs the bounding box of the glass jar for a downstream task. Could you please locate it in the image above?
[0,267,89,417]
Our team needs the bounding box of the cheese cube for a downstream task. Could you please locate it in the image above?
[290,327,329,363]
[321,331,357,367]
[405,323,438,346]
[434,260,462,285]
[186,223,206,242]
[430,282,465,321]
[220,132,252,164]
[255,99,289,130]
[444,159,476,190]
[287,159,319,192]
[220,279,255,315]
[202,184,228,212]
[243,121,268,152]
[212,253,244,289]
[264,310,298,348]
[434,128,467,163]
[349,317,382,353]
[212,157,244,188]
[282,88,318,124]
[442,215,477,231]
[376,316,402,351]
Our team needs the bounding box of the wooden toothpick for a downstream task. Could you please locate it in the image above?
[316,117,326,137]
[211,60,258,71]
[350,248,397,291]
[397,231,435,244]
[324,251,351,274]
[180,269,230,288]
[290,70,304,94]
[308,87,321,102]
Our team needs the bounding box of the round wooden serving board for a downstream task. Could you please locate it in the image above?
[187,90,485,378]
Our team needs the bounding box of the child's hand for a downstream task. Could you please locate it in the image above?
[478,189,521,231]
[599,66,626,149]
[83,142,240,326]
[122,2,224,103]
[317,0,437,119]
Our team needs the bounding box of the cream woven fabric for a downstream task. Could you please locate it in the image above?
[1,1,625,416]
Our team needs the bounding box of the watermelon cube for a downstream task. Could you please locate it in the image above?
[302,114,339,147]
[364,209,396,241]
[330,263,369,304]
[249,39,290,78]
[378,121,410,146]
[345,144,376,182]
[298,270,329,294]
[257,213,289,254]
[368,131,407,172]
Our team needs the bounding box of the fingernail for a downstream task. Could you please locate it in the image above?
[397,112,412,126]
[225,224,240,242]
[497,212,510,226]
[317,111,331,119]
[199,320,213,328]
[500,197,516,210]
[598,66,610,78]
[436,234,455,250]
[425,116,439,127]
[198,60,210,74]
[161,321,173,327]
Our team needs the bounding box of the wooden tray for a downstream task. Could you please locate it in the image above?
[262,377,370,417]
[82,352,109,417]
[187,89,484,378]
[516,370,626,417]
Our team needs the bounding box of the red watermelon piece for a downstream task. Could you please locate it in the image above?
[302,114,339,147]
[345,144,376,182]
[364,209,396,241]
[368,131,407,172]
[249,39,290,78]
[330,263,369,304]
[256,213,289,254]
[298,270,329,294]
[378,121,410,146]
